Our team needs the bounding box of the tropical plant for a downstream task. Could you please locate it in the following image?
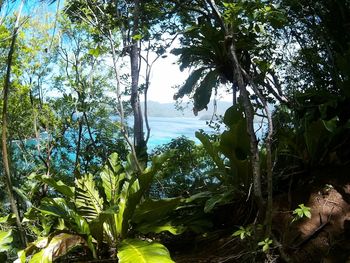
[17,153,176,262]
[196,104,251,189]
[150,136,217,198]
[172,20,233,114]
[258,237,273,253]
[0,229,13,262]
[292,204,311,222]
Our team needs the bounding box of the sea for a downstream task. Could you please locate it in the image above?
[146,116,217,150]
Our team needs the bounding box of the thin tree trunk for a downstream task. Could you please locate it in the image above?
[265,114,273,235]
[232,82,237,106]
[108,30,142,173]
[130,0,146,161]
[240,67,274,235]
[1,0,26,246]
[74,119,83,176]
[229,42,264,210]
[207,0,264,210]
[83,111,97,151]
[144,83,151,144]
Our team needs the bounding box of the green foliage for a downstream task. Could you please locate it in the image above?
[172,20,231,113]
[232,226,252,240]
[258,238,273,253]
[1,0,350,262]
[117,239,174,263]
[75,173,104,222]
[204,190,235,213]
[0,230,13,252]
[272,91,350,187]
[19,153,180,261]
[150,136,217,198]
[196,104,251,189]
[172,0,287,113]
[292,204,311,222]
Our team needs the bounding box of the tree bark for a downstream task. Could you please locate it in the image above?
[74,118,83,176]
[1,0,27,246]
[232,82,237,106]
[229,42,264,210]
[207,0,264,210]
[108,29,142,173]
[130,0,146,161]
[241,68,274,235]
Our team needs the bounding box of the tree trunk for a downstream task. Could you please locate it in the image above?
[232,82,237,106]
[241,68,274,235]
[1,0,26,246]
[229,42,264,211]
[74,118,83,176]
[207,0,264,211]
[130,0,146,161]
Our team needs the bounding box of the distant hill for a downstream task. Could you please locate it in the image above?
[143,100,233,118]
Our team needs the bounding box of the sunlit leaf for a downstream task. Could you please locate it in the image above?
[75,174,104,222]
[117,239,174,263]
[101,153,125,204]
[136,222,186,235]
[0,230,13,252]
[31,174,74,199]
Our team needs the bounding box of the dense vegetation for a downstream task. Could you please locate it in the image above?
[0,0,349,262]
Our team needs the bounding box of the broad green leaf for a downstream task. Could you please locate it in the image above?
[193,70,218,113]
[133,198,182,224]
[185,191,212,203]
[0,230,12,252]
[223,105,244,126]
[39,198,90,235]
[0,214,15,224]
[322,117,338,133]
[195,132,225,179]
[13,187,32,207]
[14,237,49,263]
[118,239,174,263]
[101,153,125,204]
[220,118,250,161]
[88,47,100,57]
[204,191,235,213]
[32,175,74,199]
[118,158,164,238]
[115,180,132,238]
[263,244,269,252]
[174,68,206,99]
[29,250,46,263]
[15,249,26,263]
[304,210,311,218]
[75,174,104,222]
[136,221,186,235]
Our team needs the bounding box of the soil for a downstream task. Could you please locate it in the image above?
[170,180,350,262]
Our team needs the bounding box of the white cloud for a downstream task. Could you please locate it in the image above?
[146,53,188,103]
[144,52,233,104]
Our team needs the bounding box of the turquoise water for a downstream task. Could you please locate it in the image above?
[146,117,216,150]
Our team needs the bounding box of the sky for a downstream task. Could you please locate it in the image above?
[144,52,188,103]
[143,49,232,104]
[11,0,233,105]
